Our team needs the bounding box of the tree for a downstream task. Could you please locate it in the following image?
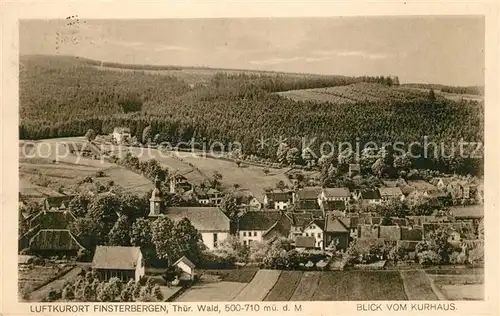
[275,180,287,192]
[213,235,249,263]
[286,147,300,166]
[85,129,96,142]
[371,158,386,177]
[171,218,204,264]
[151,216,177,264]
[119,280,136,302]
[417,250,440,265]
[131,218,153,247]
[107,215,132,246]
[62,283,75,301]
[142,125,152,144]
[429,89,436,102]
[276,143,289,163]
[233,183,240,191]
[263,168,270,176]
[393,153,412,171]
[69,217,107,247]
[69,194,91,217]
[24,201,41,217]
[119,193,149,221]
[87,194,121,233]
[219,195,239,234]
[209,171,223,189]
[153,133,161,144]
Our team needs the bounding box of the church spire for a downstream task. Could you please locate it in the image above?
[149,175,164,216]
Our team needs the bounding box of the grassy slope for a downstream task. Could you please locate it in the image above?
[263,271,303,301]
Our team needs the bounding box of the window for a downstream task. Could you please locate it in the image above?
[213,233,218,248]
[305,233,309,237]
[253,231,257,237]
[317,233,322,238]
[243,240,247,245]
[243,232,247,237]
[248,240,253,245]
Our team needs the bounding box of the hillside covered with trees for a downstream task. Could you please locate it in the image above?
[19,55,484,175]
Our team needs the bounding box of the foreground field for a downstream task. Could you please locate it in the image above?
[18,263,76,301]
[400,270,438,300]
[427,270,484,300]
[232,270,282,301]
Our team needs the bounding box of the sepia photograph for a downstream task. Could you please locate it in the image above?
[15,15,485,305]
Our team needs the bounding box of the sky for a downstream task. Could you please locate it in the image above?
[19,17,485,86]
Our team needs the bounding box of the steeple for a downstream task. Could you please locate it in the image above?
[149,175,164,216]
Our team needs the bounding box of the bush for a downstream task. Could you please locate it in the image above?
[20,248,31,255]
[95,170,105,177]
[417,250,440,266]
[45,288,62,302]
[468,247,484,265]
[77,249,91,262]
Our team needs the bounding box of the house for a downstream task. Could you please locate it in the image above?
[193,187,225,206]
[358,189,382,205]
[338,216,360,240]
[28,229,86,257]
[166,207,230,250]
[92,246,145,282]
[248,197,263,210]
[449,205,484,220]
[349,163,361,177]
[378,187,404,203]
[435,177,454,190]
[112,127,131,144]
[237,211,292,245]
[173,256,196,281]
[290,213,315,240]
[263,191,293,210]
[400,226,423,241]
[42,195,75,211]
[319,187,350,204]
[295,236,316,251]
[321,199,346,217]
[169,174,193,194]
[301,219,325,249]
[28,209,76,230]
[324,215,350,251]
[294,187,322,209]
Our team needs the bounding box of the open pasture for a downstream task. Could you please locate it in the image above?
[427,269,484,300]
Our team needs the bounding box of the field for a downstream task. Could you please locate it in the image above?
[426,269,484,300]
[18,263,75,301]
[175,269,420,302]
[232,270,282,301]
[19,138,154,198]
[399,270,438,300]
[311,271,408,301]
[276,82,431,104]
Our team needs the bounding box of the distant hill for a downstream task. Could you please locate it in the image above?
[19,55,483,175]
[403,83,484,96]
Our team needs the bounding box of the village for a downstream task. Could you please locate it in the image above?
[17,127,485,302]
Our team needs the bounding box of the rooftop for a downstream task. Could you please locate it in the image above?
[323,187,350,198]
[295,236,316,248]
[166,207,230,232]
[325,215,349,233]
[296,187,322,200]
[30,229,85,251]
[92,246,142,270]
[378,187,403,197]
[238,211,283,231]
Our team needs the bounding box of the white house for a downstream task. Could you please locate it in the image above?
[173,256,196,281]
[166,207,230,250]
[112,127,131,144]
[92,246,145,282]
[319,187,350,208]
[237,211,292,245]
[378,187,405,203]
[358,189,382,205]
[301,220,325,249]
[263,191,293,210]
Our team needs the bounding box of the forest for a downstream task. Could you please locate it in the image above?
[19,55,484,175]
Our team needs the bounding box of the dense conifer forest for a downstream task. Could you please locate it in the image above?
[19,55,484,175]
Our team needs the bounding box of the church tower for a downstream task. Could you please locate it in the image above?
[149,175,164,217]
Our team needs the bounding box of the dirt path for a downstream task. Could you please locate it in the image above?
[29,266,82,302]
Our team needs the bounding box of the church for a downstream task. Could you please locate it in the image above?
[148,176,230,250]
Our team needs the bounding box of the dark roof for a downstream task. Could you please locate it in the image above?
[325,215,349,233]
[391,218,408,227]
[263,214,293,239]
[173,256,196,269]
[291,213,315,227]
[325,210,346,217]
[322,200,346,211]
[360,189,381,200]
[193,187,223,198]
[339,216,359,229]
[296,200,320,210]
[323,187,350,198]
[29,210,76,230]
[166,207,230,232]
[406,216,438,226]
[397,240,419,251]
[238,211,282,231]
[450,205,484,219]
[44,196,75,209]
[401,227,423,241]
[295,236,316,248]
[358,225,379,239]
[30,229,85,251]
[296,187,322,200]
[92,246,142,270]
[265,191,293,202]
[379,226,401,241]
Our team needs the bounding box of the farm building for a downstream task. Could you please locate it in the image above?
[321,200,346,214]
[166,207,230,250]
[28,209,76,230]
[192,187,225,206]
[173,256,196,281]
[324,215,350,251]
[319,187,351,204]
[356,189,382,205]
[294,187,322,209]
[263,191,293,210]
[42,195,75,211]
[27,229,86,257]
[294,236,316,251]
[169,174,193,194]
[92,246,145,282]
[112,127,131,144]
[237,211,292,245]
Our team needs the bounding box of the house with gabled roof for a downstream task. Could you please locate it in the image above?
[42,195,75,211]
[378,187,404,203]
[192,187,225,206]
[295,236,316,250]
[166,207,230,250]
[263,191,293,210]
[29,229,86,257]
[92,246,145,282]
[324,215,350,251]
[358,189,382,205]
[173,256,196,281]
[298,219,325,250]
[237,211,292,246]
[294,187,322,210]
